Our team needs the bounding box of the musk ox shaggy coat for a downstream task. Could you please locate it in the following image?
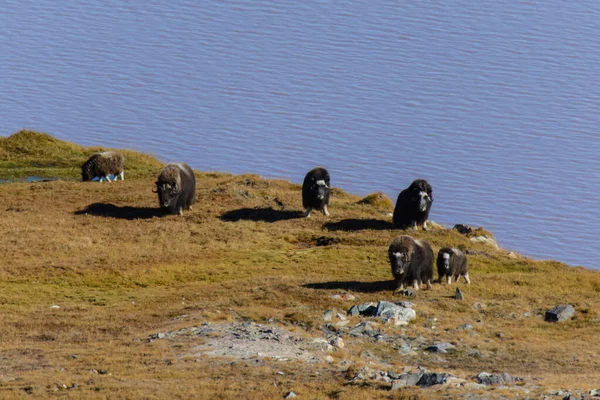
[302,167,331,218]
[154,163,196,215]
[392,179,433,230]
[437,247,470,284]
[81,151,125,182]
[388,235,434,291]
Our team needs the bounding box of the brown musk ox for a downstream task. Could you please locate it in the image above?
[392,179,433,230]
[302,167,331,218]
[437,247,470,284]
[81,151,125,182]
[388,235,434,291]
[154,163,196,215]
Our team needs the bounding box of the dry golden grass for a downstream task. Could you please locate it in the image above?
[0,131,599,398]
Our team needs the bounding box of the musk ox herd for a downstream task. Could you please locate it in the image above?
[81,153,470,290]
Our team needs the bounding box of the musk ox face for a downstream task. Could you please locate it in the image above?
[81,169,93,182]
[417,190,432,212]
[155,181,180,208]
[442,252,450,270]
[313,179,329,201]
[390,251,411,276]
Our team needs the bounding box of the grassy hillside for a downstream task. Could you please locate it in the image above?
[0,131,598,398]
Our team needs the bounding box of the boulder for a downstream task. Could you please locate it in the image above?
[545,304,575,322]
[425,342,455,354]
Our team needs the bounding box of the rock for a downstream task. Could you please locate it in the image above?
[349,322,379,337]
[390,379,406,390]
[334,320,349,328]
[375,301,416,326]
[418,373,450,387]
[394,301,414,308]
[470,235,499,249]
[545,304,575,322]
[464,383,487,390]
[476,372,521,385]
[330,337,344,349]
[347,305,359,317]
[472,302,487,311]
[50,305,60,309]
[458,324,473,330]
[454,224,473,234]
[455,287,464,301]
[284,391,297,399]
[590,389,600,397]
[495,332,505,338]
[336,311,347,321]
[425,342,455,354]
[323,310,333,322]
[325,355,334,363]
[507,251,519,259]
[357,302,376,315]
[401,372,423,386]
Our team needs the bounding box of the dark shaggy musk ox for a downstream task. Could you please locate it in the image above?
[437,247,470,284]
[392,179,433,230]
[302,167,331,218]
[388,235,434,291]
[81,151,125,182]
[154,163,196,215]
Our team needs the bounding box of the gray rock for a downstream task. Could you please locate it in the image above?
[349,322,380,336]
[418,373,450,387]
[458,324,473,330]
[374,301,416,325]
[426,342,455,353]
[347,305,359,317]
[390,379,406,390]
[401,372,423,386]
[376,301,402,317]
[336,311,347,321]
[323,310,333,322]
[470,235,499,249]
[387,371,401,380]
[476,372,521,385]
[284,392,297,399]
[590,389,600,397]
[357,302,376,315]
[455,287,465,301]
[545,304,575,322]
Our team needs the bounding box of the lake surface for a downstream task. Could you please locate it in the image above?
[2,0,600,268]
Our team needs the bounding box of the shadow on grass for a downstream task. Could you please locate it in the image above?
[323,218,396,231]
[303,280,394,293]
[220,207,304,223]
[74,203,164,220]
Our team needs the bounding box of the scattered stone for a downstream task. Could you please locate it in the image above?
[357,302,377,315]
[374,301,416,326]
[325,355,334,363]
[418,372,450,387]
[472,302,487,311]
[336,311,347,321]
[507,251,519,259]
[464,382,487,390]
[390,379,406,390]
[70,354,79,359]
[284,391,297,399]
[545,304,575,322]
[590,389,600,397]
[454,224,473,234]
[563,395,581,400]
[347,305,359,317]
[349,322,379,337]
[425,342,455,354]
[476,372,521,385]
[334,320,349,328]
[50,305,60,309]
[495,332,505,338]
[458,324,473,330]
[470,235,499,249]
[455,287,464,301]
[330,337,344,349]
[323,310,333,322]
[331,293,356,301]
[98,370,109,375]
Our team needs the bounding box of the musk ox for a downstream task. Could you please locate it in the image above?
[81,151,125,182]
[437,247,470,284]
[154,163,196,215]
[392,179,433,230]
[388,235,434,291]
[302,167,331,218]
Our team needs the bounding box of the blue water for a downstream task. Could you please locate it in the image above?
[2,0,600,268]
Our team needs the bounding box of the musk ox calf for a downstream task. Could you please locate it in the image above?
[302,167,331,218]
[81,151,125,182]
[388,235,434,291]
[154,163,196,215]
[437,247,470,284]
[392,179,433,230]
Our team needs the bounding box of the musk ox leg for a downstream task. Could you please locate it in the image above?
[178,207,184,216]
[412,280,419,291]
[422,221,429,231]
[425,279,432,290]
[118,171,124,181]
[412,221,418,230]
[463,273,471,284]
[393,280,404,292]
[304,207,312,218]
[322,205,330,216]
[447,276,452,285]
[104,175,112,182]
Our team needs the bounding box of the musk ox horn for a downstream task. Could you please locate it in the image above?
[172,183,180,195]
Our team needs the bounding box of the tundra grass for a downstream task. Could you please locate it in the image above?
[0,131,598,398]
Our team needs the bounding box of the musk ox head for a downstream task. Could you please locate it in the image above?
[81,168,93,182]
[408,179,433,212]
[389,250,411,276]
[312,179,329,200]
[441,252,451,271]
[154,180,181,209]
